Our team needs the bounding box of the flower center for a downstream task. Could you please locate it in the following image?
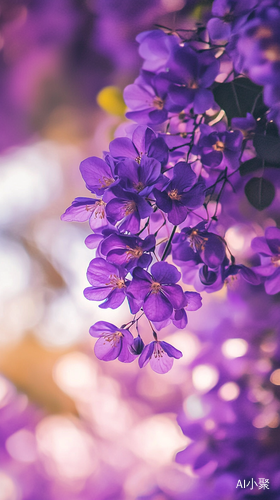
[107,274,126,289]
[153,96,164,110]
[168,189,182,201]
[126,246,143,259]
[99,176,114,188]
[265,44,280,62]
[87,200,106,218]
[102,330,123,347]
[151,281,161,294]
[213,140,225,152]
[254,26,273,40]
[189,81,198,89]
[225,275,238,287]
[154,342,164,358]
[135,152,144,164]
[271,255,280,267]
[188,229,208,252]
[124,201,136,216]
[133,181,145,192]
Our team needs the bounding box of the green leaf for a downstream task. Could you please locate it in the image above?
[253,134,280,164]
[239,157,263,176]
[245,177,275,210]
[213,78,263,124]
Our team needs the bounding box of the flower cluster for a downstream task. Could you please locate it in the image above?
[62,2,280,375]
[208,0,280,131]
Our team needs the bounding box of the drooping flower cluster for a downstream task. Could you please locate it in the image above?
[62,1,280,376]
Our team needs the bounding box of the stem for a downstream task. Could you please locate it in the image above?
[251,91,263,114]
[209,170,228,226]
[187,115,203,161]
[137,218,150,236]
[231,80,242,116]
[121,312,144,329]
[154,220,166,237]
[147,318,158,340]
[168,141,191,152]
[161,225,177,261]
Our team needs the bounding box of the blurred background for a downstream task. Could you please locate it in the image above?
[4,1,280,499]
[0,1,214,499]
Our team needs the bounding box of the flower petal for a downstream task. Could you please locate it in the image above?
[89,321,117,338]
[150,343,174,374]
[94,336,121,361]
[144,292,173,321]
[109,137,138,159]
[87,258,119,287]
[139,342,155,368]
[151,261,181,284]
[265,268,280,295]
[99,289,126,309]
[184,292,202,311]
[160,340,183,359]
[162,284,186,310]
[80,157,114,195]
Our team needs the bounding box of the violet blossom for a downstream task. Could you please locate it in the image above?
[138,340,182,374]
[101,233,155,271]
[80,155,117,195]
[153,291,202,330]
[89,321,136,362]
[61,197,109,231]
[154,162,205,225]
[197,125,243,171]
[105,185,153,233]
[252,226,280,294]
[168,44,220,114]
[124,70,184,125]
[84,258,128,309]
[115,156,162,196]
[128,262,186,322]
[109,125,169,167]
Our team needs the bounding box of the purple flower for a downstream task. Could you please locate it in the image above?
[197,126,243,170]
[207,0,257,43]
[127,262,186,321]
[80,155,116,195]
[236,9,280,86]
[231,112,256,137]
[101,233,155,271]
[153,291,202,330]
[116,156,162,197]
[89,321,136,362]
[168,45,220,114]
[252,226,280,294]
[225,264,261,286]
[138,340,182,374]
[124,71,184,125]
[106,186,153,233]
[182,224,226,268]
[154,163,205,225]
[130,335,145,355]
[109,125,169,167]
[61,197,109,231]
[84,258,127,309]
[136,29,179,72]
[172,225,259,292]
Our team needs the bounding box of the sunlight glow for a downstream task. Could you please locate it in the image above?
[192,365,219,392]
[218,382,240,401]
[222,338,248,358]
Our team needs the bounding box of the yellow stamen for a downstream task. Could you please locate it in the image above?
[153,96,164,110]
[168,189,182,201]
[213,140,225,152]
[151,281,161,294]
